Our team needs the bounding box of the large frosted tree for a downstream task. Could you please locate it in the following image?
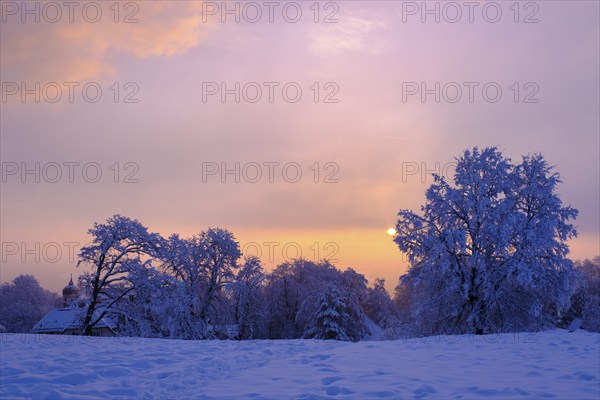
[77,215,163,335]
[161,228,242,331]
[394,147,578,334]
[232,256,266,339]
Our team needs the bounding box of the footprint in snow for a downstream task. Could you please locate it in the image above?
[525,371,543,377]
[574,372,595,381]
[324,386,354,396]
[364,390,398,398]
[326,386,341,396]
[414,384,436,399]
[321,376,343,385]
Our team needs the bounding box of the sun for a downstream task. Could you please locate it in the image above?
[386,228,396,236]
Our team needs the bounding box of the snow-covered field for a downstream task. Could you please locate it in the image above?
[1,330,598,399]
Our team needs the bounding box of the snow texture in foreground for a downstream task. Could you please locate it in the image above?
[1,330,598,399]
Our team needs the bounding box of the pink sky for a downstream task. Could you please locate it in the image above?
[1,1,599,293]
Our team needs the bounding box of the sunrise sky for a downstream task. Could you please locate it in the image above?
[1,1,599,293]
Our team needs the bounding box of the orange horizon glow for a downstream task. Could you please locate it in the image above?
[1,1,598,295]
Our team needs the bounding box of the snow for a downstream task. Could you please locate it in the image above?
[31,308,115,334]
[1,330,598,399]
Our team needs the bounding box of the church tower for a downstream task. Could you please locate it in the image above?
[62,275,80,307]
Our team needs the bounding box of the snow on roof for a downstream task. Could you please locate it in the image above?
[32,307,116,334]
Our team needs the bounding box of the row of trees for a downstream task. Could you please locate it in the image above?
[1,253,598,337]
[74,216,392,340]
[1,147,597,338]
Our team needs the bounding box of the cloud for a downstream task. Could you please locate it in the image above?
[0,2,213,82]
[310,15,386,55]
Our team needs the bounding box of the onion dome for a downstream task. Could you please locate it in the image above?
[62,275,80,299]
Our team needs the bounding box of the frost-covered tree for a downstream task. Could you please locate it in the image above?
[264,262,303,338]
[0,275,60,333]
[337,268,371,339]
[340,268,369,307]
[153,228,243,339]
[118,265,205,339]
[77,272,93,301]
[394,147,578,334]
[302,285,368,342]
[161,233,205,290]
[231,256,266,339]
[197,228,241,322]
[77,215,163,335]
[161,228,242,329]
[159,233,210,335]
[572,257,600,332]
[266,259,348,338]
[264,259,370,340]
[364,278,397,328]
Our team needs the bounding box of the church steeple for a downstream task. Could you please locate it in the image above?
[62,274,80,307]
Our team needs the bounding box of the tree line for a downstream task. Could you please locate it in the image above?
[1,147,598,338]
